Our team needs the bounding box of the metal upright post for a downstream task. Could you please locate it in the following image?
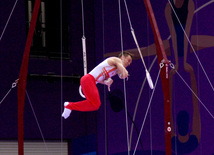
[142,0,171,154]
[18,0,41,154]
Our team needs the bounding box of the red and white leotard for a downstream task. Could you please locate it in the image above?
[64,58,118,112]
[89,58,117,83]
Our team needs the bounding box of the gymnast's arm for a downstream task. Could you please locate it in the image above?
[99,57,129,91]
[107,57,129,79]
[99,78,113,92]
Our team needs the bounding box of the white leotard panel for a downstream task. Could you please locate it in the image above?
[89,58,117,83]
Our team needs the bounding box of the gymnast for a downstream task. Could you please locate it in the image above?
[62,51,133,119]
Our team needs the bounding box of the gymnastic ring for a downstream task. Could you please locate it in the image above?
[79,85,85,98]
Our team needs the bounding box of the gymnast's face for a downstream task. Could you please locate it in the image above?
[121,55,132,68]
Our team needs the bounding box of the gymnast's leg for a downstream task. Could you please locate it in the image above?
[62,74,101,119]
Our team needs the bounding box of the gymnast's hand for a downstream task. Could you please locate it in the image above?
[118,70,129,79]
[104,78,113,92]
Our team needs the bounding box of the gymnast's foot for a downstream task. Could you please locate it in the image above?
[62,102,72,119]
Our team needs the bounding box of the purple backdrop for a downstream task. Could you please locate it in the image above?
[0,0,214,154]
[95,0,214,154]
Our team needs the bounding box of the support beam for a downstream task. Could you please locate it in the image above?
[142,0,171,154]
[17,0,41,154]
